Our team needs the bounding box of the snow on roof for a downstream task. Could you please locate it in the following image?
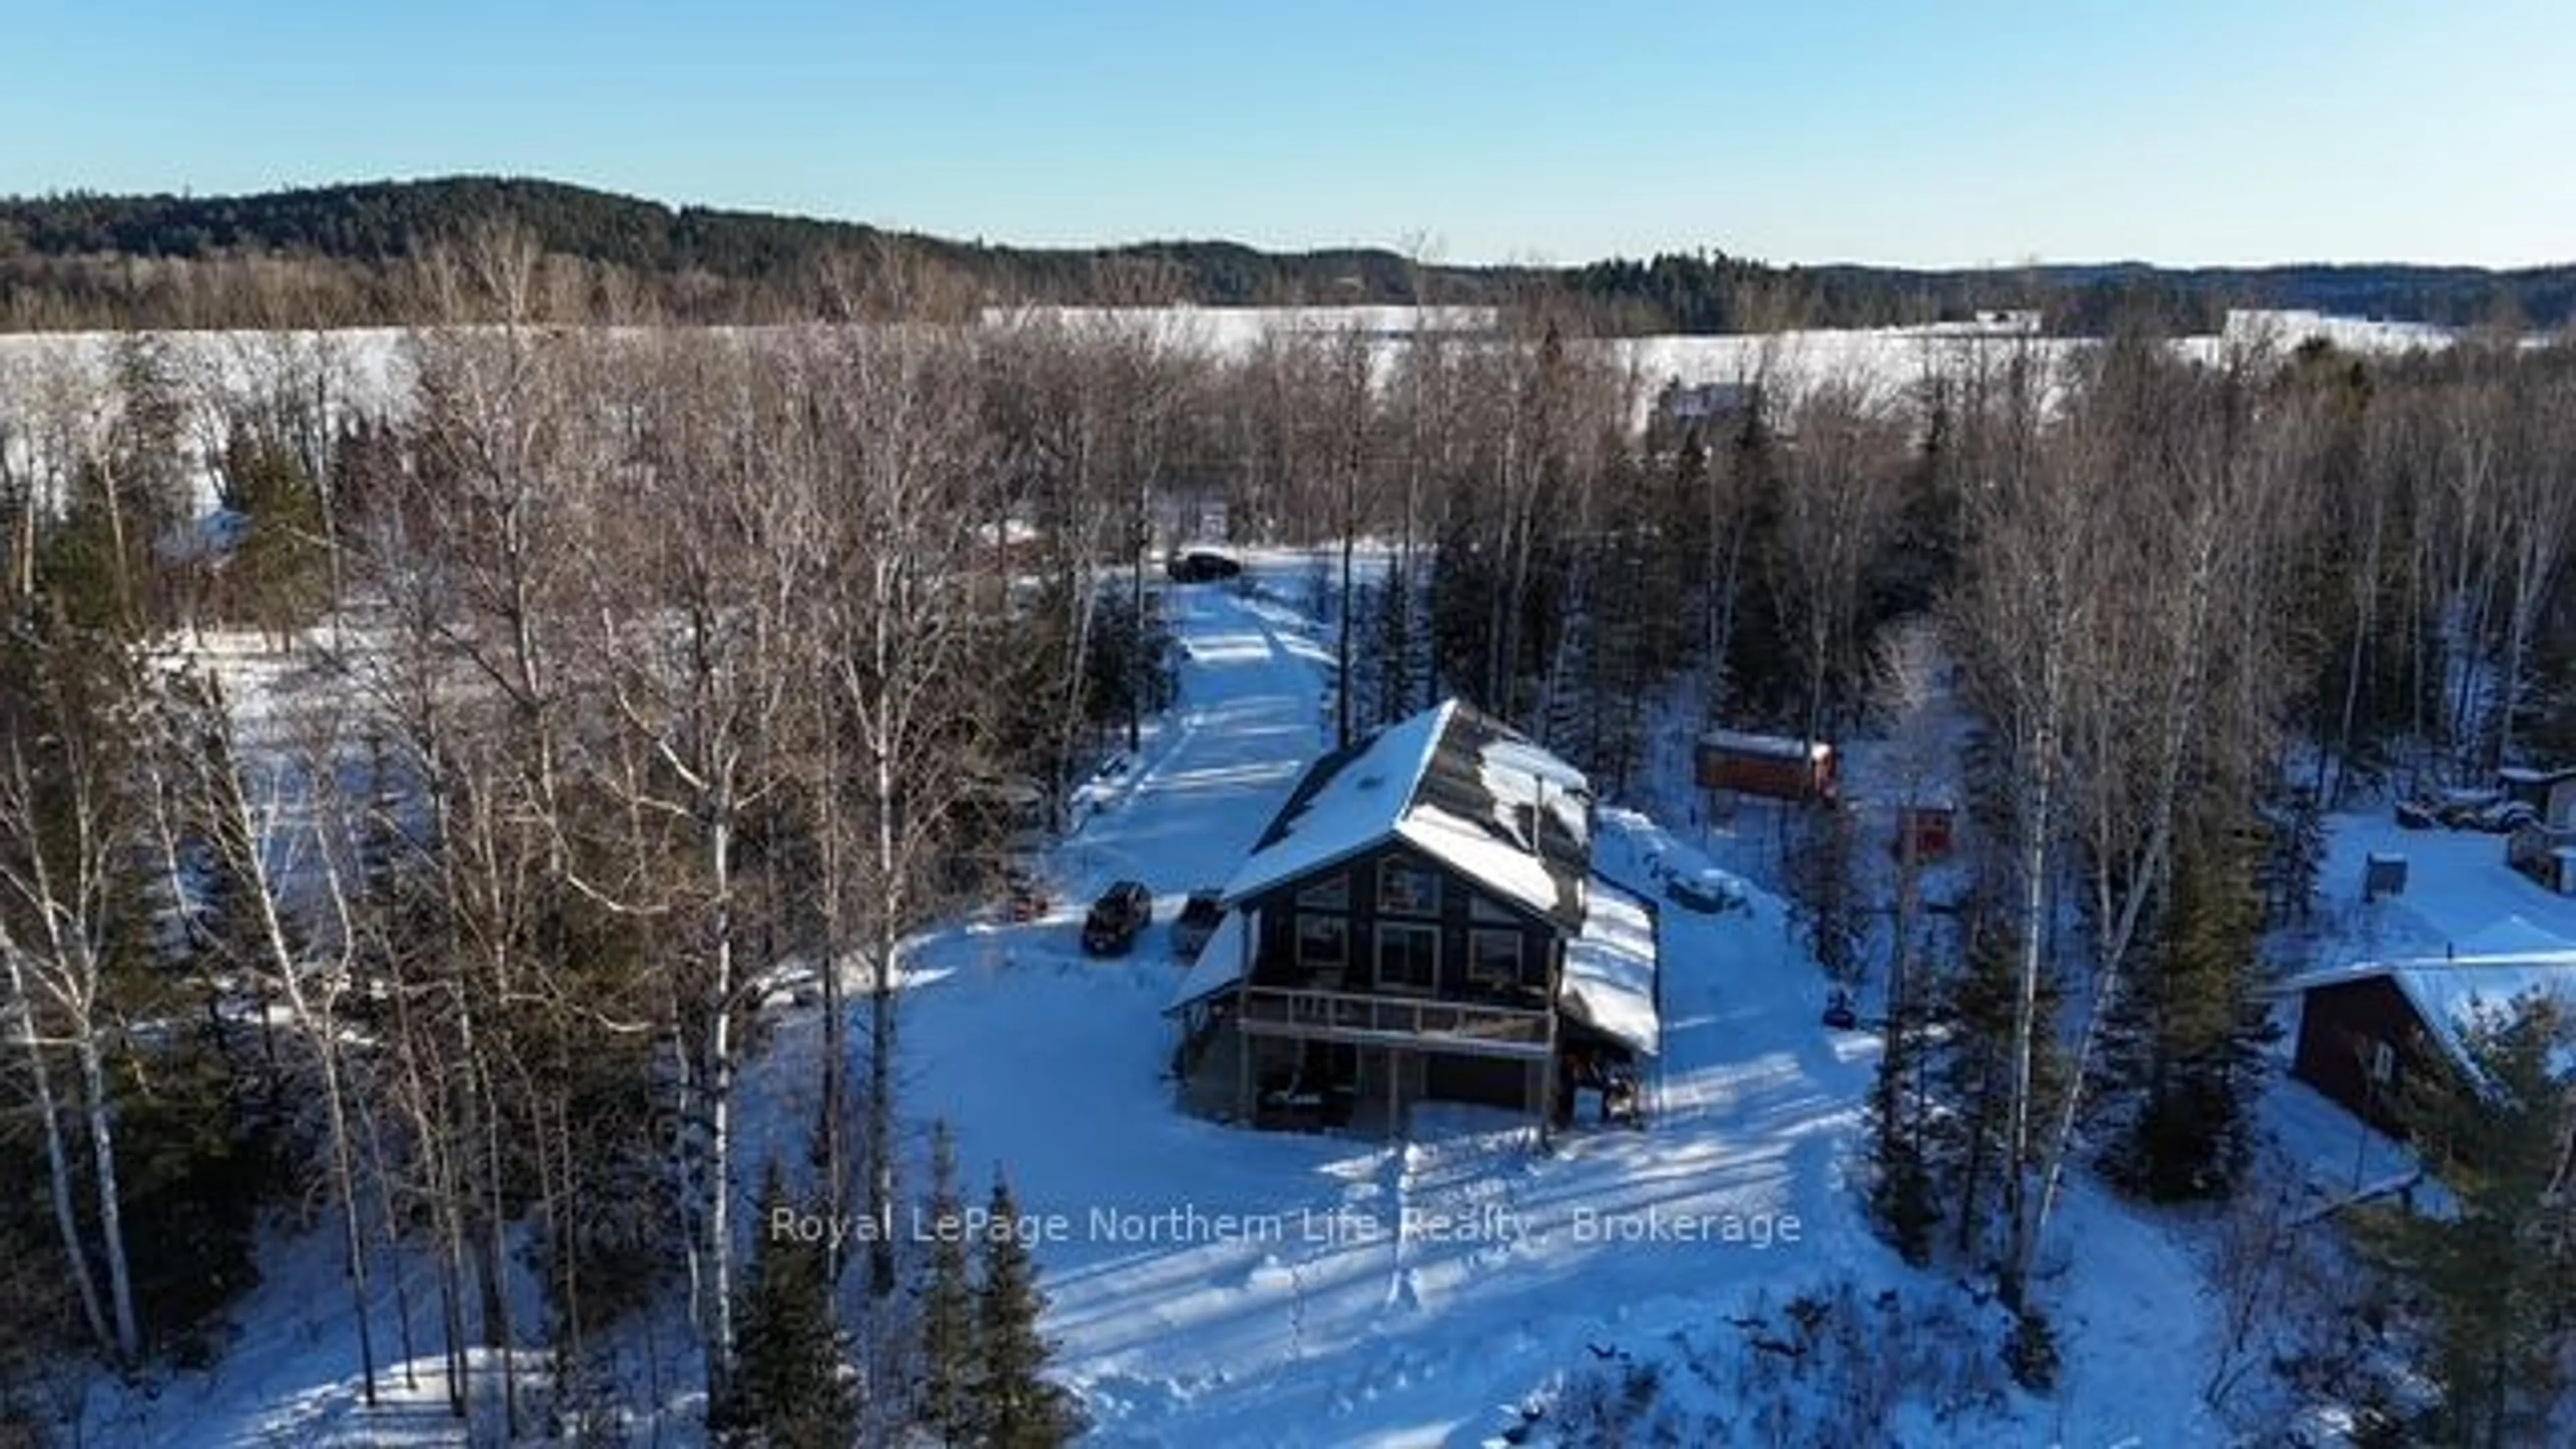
[1394,808,1567,922]
[1221,702,1456,904]
[1699,730,1831,763]
[1164,910,1248,1014]
[2456,914,2572,957]
[2497,765,2576,786]
[1559,875,1660,1058]
[2279,918,2576,1080]
[1481,737,1592,851]
[2388,962,2576,1082]
[1222,699,1592,922]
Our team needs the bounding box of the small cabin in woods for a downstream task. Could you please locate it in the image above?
[1695,731,1837,803]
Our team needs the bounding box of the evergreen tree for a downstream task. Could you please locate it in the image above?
[975,1173,1081,1448]
[2254,782,2326,930]
[722,1163,856,1448]
[1868,943,1940,1265]
[2354,998,2576,1449]
[916,1124,978,1444]
[1784,800,1866,990]
[1081,590,1175,737]
[0,592,174,1363]
[218,431,329,647]
[1717,400,1799,723]
[1925,904,2068,1265]
[1868,1033,1939,1266]
[2099,810,2279,1202]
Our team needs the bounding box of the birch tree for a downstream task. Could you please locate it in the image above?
[797,319,994,1308]
[585,329,804,1406]
[0,615,147,1364]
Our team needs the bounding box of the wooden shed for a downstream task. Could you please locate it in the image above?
[1695,731,1837,803]
[1894,802,1956,862]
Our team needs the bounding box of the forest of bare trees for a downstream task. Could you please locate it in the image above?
[2,225,2573,1441]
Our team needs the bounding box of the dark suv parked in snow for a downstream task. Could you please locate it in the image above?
[1171,889,1226,959]
[1082,880,1155,955]
[1165,548,1243,583]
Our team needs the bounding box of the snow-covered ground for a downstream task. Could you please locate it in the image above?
[66,555,2275,1446]
[2314,808,2576,963]
[820,568,2229,1446]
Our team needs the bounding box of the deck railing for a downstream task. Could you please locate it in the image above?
[1236,984,1551,1057]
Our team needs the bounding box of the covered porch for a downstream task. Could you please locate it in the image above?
[1174,1009,1555,1140]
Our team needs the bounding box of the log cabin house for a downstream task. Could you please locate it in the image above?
[1165,700,1659,1138]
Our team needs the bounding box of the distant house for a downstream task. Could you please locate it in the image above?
[1695,731,1837,803]
[1933,309,2043,336]
[971,515,1047,572]
[1664,380,1759,425]
[2276,918,2576,1137]
[1165,699,1658,1137]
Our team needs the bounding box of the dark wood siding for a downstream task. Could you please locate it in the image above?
[1425,1053,1533,1109]
[2290,975,2433,1135]
[1243,842,1559,1003]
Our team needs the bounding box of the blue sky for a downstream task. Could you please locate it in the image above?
[7,1,2569,268]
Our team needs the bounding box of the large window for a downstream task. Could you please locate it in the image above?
[1376,922,1439,993]
[1468,928,1525,986]
[1297,873,1350,910]
[1297,914,1348,971]
[1379,858,1442,916]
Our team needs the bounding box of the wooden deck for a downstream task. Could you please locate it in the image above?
[1234,985,1552,1061]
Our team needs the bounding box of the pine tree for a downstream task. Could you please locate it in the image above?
[2255,782,2326,929]
[2100,810,2278,1202]
[916,1123,978,1444]
[219,431,329,647]
[722,1162,855,1448]
[1927,904,2069,1266]
[1868,956,1939,1265]
[2354,998,2576,1448]
[976,1173,1080,1448]
[1784,801,1865,990]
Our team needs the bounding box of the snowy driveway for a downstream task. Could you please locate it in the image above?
[890,574,1896,1447]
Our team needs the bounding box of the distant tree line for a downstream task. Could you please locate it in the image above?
[3,175,2570,331]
